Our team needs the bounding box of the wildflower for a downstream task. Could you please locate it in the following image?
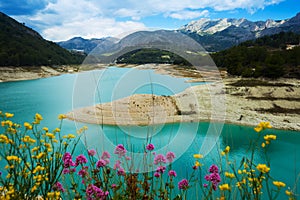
[101,151,110,160]
[0,134,10,143]
[24,122,32,130]
[209,164,219,173]
[156,166,166,174]
[46,132,55,139]
[96,159,107,168]
[35,113,43,121]
[6,155,21,162]
[195,160,202,167]
[75,154,88,166]
[219,184,230,191]
[225,172,235,179]
[86,184,108,200]
[193,154,203,159]
[273,181,286,188]
[256,164,270,173]
[168,170,177,177]
[87,149,96,156]
[154,154,167,165]
[33,166,45,174]
[166,151,175,162]
[285,190,293,196]
[5,113,14,118]
[146,143,155,151]
[178,179,189,190]
[62,152,75,168]
[58,114,67,120]
[78,168,88,178]
[43,127,49,132]
[261,143,266,148]
[35,152,45,159]
[114,144,127,158]
[221,146,230,156]
[111,184,117,189]
[154,172,161,178]
[254,121,272,132]
[114,160,121,169]
[203,184,208,188]
[117,167,125,176]
[53,128,61,133]
[22,135,36,143]
[53,182,65,192]
[264,134,277,146]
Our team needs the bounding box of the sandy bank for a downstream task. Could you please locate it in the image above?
[66,65,300,131]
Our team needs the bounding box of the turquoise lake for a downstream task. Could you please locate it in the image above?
[0,67,299,198]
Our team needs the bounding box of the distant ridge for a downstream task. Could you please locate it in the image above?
[0,12,85,67]
[179,12,300,52]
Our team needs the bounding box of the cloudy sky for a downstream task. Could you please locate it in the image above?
[0,0,299,41]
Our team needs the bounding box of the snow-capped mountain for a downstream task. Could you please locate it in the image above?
[179,12,300,51]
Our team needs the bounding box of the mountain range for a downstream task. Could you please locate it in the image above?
[179,12,300,51]
[58,13,300,53]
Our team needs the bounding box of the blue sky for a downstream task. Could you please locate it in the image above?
[0,0,299,41]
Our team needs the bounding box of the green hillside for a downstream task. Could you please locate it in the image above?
[0,12,85,67]
[211,32,300,78]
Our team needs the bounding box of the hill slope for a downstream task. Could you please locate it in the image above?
[211,32,300,78]
[0,12,85,67]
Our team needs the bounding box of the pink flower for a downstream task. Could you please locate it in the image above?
[101,151,110,160]
[62,152,75,168]
[117,167,125,176]
[111,184,117,189]
[96,159,107,168]
[156,166,166,174]
[166,152,175,163]
[114,160,121,170]
[168,170,177,177]
[114,144,127,158]
[153,154,166,165]
[178,179,189,190]
[75,154,88,166]
[146,143,155,151]
[209,164,219,173]
[53,182,65,192]
[154,172,161,178]
[78,168,88,178]
[88,149,96,156]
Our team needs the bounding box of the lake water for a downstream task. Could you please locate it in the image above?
[0,66,299,198]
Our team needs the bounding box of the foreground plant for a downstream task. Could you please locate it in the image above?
[0,112,298,200]
[0,112,81,199]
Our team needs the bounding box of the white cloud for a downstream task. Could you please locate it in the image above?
[13,0,285,41]
[167,10,209,20]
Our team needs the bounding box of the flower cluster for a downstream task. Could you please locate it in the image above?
[204,164,221,190]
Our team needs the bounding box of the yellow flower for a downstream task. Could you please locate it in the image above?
[22,135,36,143]
[46,132,55,139]
[5,113,14,118]
[264,134,277,145]
[285,190,293,196]
[58,114,67,120]
[24,122,32,130]
[195,160,202,167]
[6,155,21,162]
[35,113,43,121]
[193,154,203,159]
[225,172,235,178]
[32,147,39,152]
[238,170,242,174]
[33,166,45,174]
[273,181,286,188]
[219,184,230,191]
[43,127,49,132]
[35,152,45,159]
[221,146,230,156]
[254,122,272,132]
[0,134,9,144]
[31,185,38,192]
[261,143,266,148]
[63,134,76,139]
[256,164,270,173]
[53,128,60,133]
